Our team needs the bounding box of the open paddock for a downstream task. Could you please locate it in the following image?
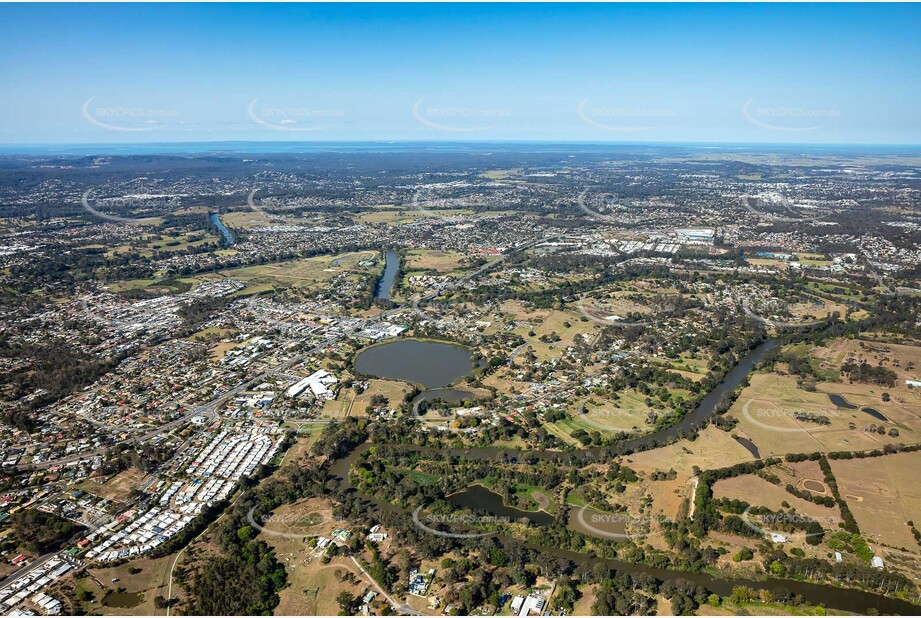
[712,474,842,528]
[829,451,921,550]
[629,426,756,477]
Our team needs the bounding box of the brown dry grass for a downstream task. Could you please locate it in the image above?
[829,451,921,550]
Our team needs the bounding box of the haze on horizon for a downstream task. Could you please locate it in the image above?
[1,2,919,146]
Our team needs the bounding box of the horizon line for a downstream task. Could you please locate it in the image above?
[2,138,921,153]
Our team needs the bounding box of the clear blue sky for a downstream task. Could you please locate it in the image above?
[1,3,919,145]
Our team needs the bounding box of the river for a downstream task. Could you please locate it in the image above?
[209,213,235,246]
[326,338,921,613]
[374,249,400,300]
[329,444,918,614]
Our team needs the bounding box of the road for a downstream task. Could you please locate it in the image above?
[18,309,400,474]
[29,233,558,473]
[0,552,59,592]
[348,556,422,616]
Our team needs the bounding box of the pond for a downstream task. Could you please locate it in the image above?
[828,393,858,410]
[412,387,477,417]
[353,339,475,388]
[862,407,888,421]
[732,435,761,458]
[567,506,629,539]
[103,591,144,609]
[448,485,554,526]
[804,480,826,493]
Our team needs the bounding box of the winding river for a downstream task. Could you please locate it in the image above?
[327,338,921,614]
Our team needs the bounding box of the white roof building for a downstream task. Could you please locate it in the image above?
[286,370,338,400]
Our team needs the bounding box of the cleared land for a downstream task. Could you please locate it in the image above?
[829,451,921,550]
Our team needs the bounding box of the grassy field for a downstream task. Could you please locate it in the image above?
[829,451,921,550]
[76,468,145,502]
[505,306,597,363]
[629,426,756,477]
[403,248,468,273]
[100,228,220,259]
[350,379,412,415]
[480,168,522,179]
[727,368,921,456]
[257,497,374,616]
[356,206,475,225]
[713,474,842,526]
[165,250,380,298]
[77,552,178,615]
[697,600,854,616]
[560,391,655,434]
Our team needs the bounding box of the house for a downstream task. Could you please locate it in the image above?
[408,568,434,596]
[770,532,788,543]
[871,556,885,570]
[518,594,546,617]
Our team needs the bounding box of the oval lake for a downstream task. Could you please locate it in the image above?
[354,339,475,389]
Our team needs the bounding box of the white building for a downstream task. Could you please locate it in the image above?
[286,370,338,400]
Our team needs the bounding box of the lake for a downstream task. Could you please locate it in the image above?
[330,337,921,615]
[374,249,400,300]
[353,339,475,388]
[330,445,919,616]
[448,485,554,526]
[412,388,477,418]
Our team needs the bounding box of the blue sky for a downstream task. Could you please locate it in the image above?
[1,3,919,145]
